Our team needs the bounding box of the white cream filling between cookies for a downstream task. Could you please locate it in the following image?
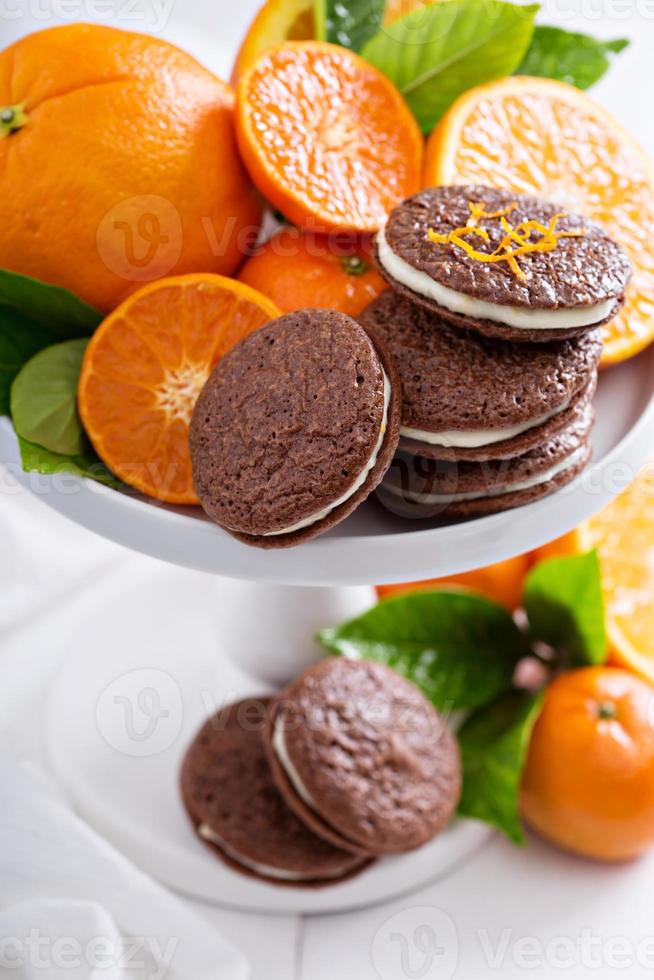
[272,715,318,810]
[386,446,587,505]
[198,822,351,882]
[376,228,614,331]
[401,397,571,449]
[262,370,392,537]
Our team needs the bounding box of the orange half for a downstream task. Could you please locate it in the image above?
[425,76,654,366]
[236,41,423,233]
[78,274,280,504]
[230,0,314,83]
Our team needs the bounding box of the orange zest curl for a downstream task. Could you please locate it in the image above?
[427,202,586,280]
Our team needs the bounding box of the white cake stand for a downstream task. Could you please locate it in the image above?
[4,346,654,913]
[3,343,654,584]
[5,0,654,916]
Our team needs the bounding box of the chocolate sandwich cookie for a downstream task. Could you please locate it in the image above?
[360,290,601,461]
[181,697,371,886]
[375,185,631,343]
[190,308,401,548]
[379,399,593,520]
[265,658,461,856]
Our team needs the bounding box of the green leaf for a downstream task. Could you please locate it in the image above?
[0,268,102,415]
[516,26,628,90]
[362,0,539,132]
[17,435,122,490]
[0,308,55,416]
[458,689,543,843]
[318,589,528,711]
[315,0,385,51]
[523,551,606,666]
[11,339,89,455]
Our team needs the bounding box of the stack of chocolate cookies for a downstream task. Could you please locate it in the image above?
[366,185,632,519]
[181,658,461,887]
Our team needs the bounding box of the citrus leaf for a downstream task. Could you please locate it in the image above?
[315,0,385,51]
[458,689,543,843]
[362,0,539,132]
[516,26,628,89]
[318,589,528,711]
[17,435,122,490]
[523,551,607,666]
[11,339,89,455]
[0,268,101,415]
[0,308,55,416]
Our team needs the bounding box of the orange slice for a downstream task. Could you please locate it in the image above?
[231,0,314,83]
[425,77,654,366]
[578,461,654,684]
[236,41,423,233]
[78,274,280,504]
[530,460,654,684]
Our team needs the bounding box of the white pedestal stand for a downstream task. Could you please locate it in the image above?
[45,564,491,914]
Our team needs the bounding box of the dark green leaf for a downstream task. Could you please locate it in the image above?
[17,435,123,489]
[362,0,539,132]
[315,0,385,51]
[318,589,528,711]
[0,308,55,415]
[11,339,89,455]
[0,268,102,415]
[516,26,628,89]
[523,551,606,666]
[458,689,543,843]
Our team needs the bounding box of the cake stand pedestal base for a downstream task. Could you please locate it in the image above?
[45,560,491,914]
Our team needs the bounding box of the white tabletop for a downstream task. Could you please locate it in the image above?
[3,2,654,976]
[4,474,654,979]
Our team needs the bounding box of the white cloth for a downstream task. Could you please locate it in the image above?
[0,763,249,980]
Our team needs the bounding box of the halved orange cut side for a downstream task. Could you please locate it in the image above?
[236,41,423,233]
[78,274,280,504]
[530,460,654,686]
[425,77,654,366]
[230,0,314,83]
[578,461,654,685]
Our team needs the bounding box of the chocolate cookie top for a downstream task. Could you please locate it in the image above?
[359,290,601,433]
[265,658,461,856]
[180,698,369,885]
[190,309,401,546]
[382,185,631,310]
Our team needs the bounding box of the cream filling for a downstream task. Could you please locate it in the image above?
[401,397,571,449]
[198,823,351,882]
[376,228,614,331]
[262,370,392,537]
[272,715,317,809]
[386,446,586,505]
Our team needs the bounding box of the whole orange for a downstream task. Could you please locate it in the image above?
[238,228,386,316]
[0,24,261,312]
[521,667,654,861]
[376,554,530,611]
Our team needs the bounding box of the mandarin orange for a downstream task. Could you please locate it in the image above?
[238,228,386,315]
[521,667,654,861]
[377,553,530,610]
